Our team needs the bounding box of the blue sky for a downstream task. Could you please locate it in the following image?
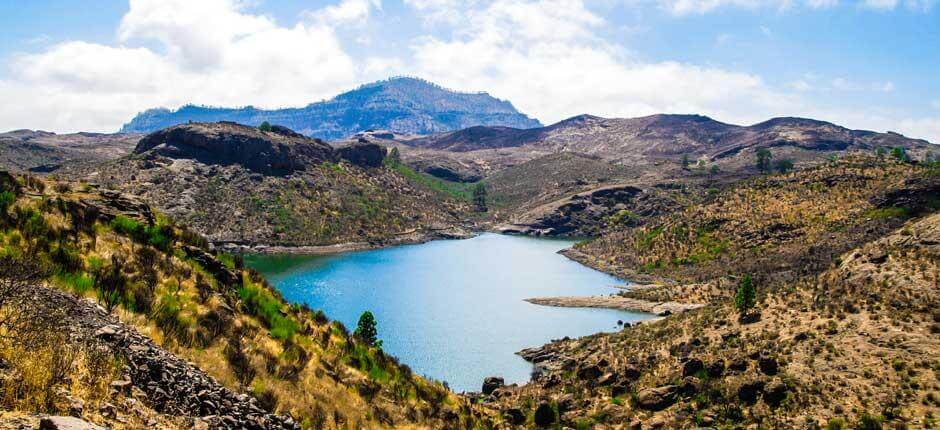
[0,0,938,142]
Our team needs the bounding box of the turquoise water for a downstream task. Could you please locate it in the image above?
[244,233,652,392]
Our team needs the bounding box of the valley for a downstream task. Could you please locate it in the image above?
[0,77,937,429]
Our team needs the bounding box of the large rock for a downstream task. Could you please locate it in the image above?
[39,417,105,430]
[336,142,386,168]
[636,385,679,411]
[533,401,556,427]
[482,376,504,395]
[682,358,704,377]
[135,122,334,175]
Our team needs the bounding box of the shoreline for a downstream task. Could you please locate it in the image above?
[213,227,476,255]
[525,295,704,316]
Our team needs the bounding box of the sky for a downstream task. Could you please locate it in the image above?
[0,0,938,143]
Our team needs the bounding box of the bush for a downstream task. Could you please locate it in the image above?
[55,272,94,295]
[734,275,756,317]
[94,256,128,313]
[258,121,273,132]
[238,276,297,340]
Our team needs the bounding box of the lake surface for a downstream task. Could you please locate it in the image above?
[245,233,652,392]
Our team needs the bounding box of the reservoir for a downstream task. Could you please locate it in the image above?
[245,233,652,392]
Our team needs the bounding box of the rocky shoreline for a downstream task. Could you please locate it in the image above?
[214,227,475,255]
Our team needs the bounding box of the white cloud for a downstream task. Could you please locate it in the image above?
[652,0,836,15]
[404,0,798,125]
[306,0,381,27]
[861,0,936,10]
[0,0,364,132]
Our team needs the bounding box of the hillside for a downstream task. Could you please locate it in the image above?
[0,129,139,174]
[120,78,542,140]
[69,122,470,250]
[0,172,494,429]
[482,156,940,428]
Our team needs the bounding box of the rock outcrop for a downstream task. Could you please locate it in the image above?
[135,122,335,175]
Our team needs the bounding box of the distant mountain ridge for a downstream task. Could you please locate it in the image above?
[120,77,542,140]
[406,113,934,159]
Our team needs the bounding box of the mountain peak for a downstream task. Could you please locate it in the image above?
[121,78,542,139]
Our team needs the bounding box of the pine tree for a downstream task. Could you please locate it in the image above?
[258,121,272,132]
[388,147,401,165]
[755,148,773,173]
[472,183,488,212]
[354,311,380,347]
[681,154,690,169]
[734,274,756,317]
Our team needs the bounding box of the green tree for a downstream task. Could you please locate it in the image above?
[709,165,720,176]
[875,146,887,159]
[755,148,773,173]
[775,159,794,173]
[95,256,128,313]
[891,147,909,162]
[354,311,381,347]
[681,154,691,169]
[472,183,488,212]
[388,147,401,165]
[734,274,756,318]
[258,121,273,132]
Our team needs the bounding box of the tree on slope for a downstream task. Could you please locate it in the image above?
[472,183,488,212]
[734,274,757,320]
[755,148,773,173]
[355,311,381,347]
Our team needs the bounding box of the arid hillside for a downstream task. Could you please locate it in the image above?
[67,122,471,249]
[0,172,494,429]
[480,157,939,429]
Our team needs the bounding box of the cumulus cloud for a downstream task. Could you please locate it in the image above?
[0,0,937,144]
[404,0,798,125]
[0,0,365,132]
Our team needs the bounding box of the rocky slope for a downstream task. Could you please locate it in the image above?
[481,157,939,428]
[0,129,139,174]
[121,77,541,139]
[0,172,494,429]
[69,122,470,249]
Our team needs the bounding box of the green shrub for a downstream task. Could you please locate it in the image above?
[55,271,94,294]
[238,276,297,340]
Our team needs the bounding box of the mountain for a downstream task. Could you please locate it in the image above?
[0,129,139,173]
[407,113,933,163]
[120,77,542,139]
[70,121,471,249]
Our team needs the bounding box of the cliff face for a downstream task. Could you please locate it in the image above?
[121,77,542,139]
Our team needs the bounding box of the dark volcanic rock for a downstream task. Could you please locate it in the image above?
[482,376,504,395]
[682,358,705,377]
[336,142,386,168]
[503,408,525,425]
[738,380,766,404]
[764,380,790,407]
[758,356,780,375]
[135,122,334,175]
[637,385,679,411]
[533,401,556,427]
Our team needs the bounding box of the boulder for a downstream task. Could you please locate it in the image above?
[682,358,704,377]
[39,417,106,430]
[728,358,748,373]
[636,385,679,411]
[337,142,386,168]
[706,360,726,378]
[503,408,525,425]
[481,376,504,395]
[533,402,556,427]
[737,380,765,404]
[764,380,789,406]
[577,364,603,381]
[758,356,779,376]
